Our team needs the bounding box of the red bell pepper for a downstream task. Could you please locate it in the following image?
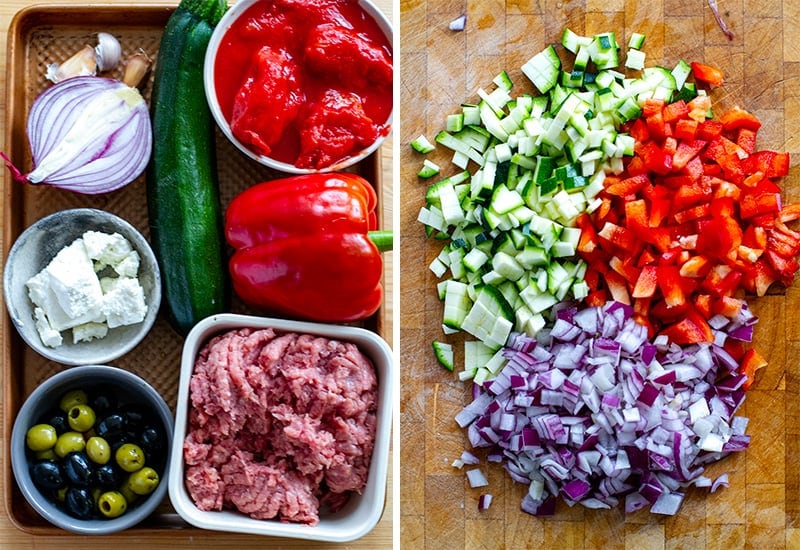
[224,173,392,322]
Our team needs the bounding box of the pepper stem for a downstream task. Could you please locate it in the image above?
[368,230,393,252]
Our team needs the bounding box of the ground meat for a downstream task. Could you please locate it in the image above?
[183,328,378,525]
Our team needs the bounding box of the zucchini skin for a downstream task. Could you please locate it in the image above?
[146,0,228,335]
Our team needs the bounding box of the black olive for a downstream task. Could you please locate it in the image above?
[120,404,150,432]
[139,426,164,456]
[30,461,64,491]
[95,414,125,442]
[64,487,94,519]
[37,409,70,436]
[89,389,117,417]
[94,463,120,489]
[61,452,94,488]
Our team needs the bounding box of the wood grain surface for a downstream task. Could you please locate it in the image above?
[400,1,800,548]
[0,0,394,548]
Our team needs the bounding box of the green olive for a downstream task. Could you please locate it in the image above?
[67,404,96,432]
[59,389,88,413]
[127,467,159,496]
[25,423,57,452]
[85,436,111,465]
[53,431,85,458]
[97,491,127,518]
[119,483,138,505]
[115,443,145,473]
[35,449,57,461]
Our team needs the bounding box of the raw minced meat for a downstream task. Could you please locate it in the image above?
[183,327,378,525]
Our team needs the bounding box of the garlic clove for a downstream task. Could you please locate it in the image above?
[122,50,153,89]
[45,45,97,83]
[95,32,122,72]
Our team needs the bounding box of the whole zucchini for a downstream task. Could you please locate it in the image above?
[146,0,228,335]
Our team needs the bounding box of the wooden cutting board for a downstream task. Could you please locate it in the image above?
[399,1,800,548]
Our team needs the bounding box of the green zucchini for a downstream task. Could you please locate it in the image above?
[146,0,228,335]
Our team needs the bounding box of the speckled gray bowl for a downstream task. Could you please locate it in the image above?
[11,365,174,534]
[3,208,161,366]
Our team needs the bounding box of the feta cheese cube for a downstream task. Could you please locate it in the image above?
[33,307,63,348]
[101,277,147,328]
[45,239,104,319]
[83,231,134,269]
[73,322,109,344]
[27,269,103,332]
[113,250,140,278]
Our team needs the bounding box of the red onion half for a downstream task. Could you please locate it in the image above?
[456,301,754,516]
[3,75,152,194]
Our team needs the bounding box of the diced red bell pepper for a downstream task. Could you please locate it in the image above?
[740,348,768,390]
[674,118,699,141]
[720,106,762,132]
[696,119,724,141]
[672,139,708,170]
[663,100,690,123]
[632,265,658,298]
[741,259,780,296]
[737,128,758,154]
[696,216,742,260]
[690,61,724,87]
[640,141,673,175]
[657,265,686,307]
[629,118,650,143]
[598,221,639,252]
[659,309,714,344]
[606,173,651,197]
[744,151,791,178]
[740,193,781,219]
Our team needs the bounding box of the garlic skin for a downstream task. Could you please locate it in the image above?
[45,45,97,83]
[95,32,122,72]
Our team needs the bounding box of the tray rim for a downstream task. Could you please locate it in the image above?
[2,2,391,537]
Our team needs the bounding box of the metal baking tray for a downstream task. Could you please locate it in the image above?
[1,3,388,535]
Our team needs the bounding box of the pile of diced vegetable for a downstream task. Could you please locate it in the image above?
[415,28,800,516]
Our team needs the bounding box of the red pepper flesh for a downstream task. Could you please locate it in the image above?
[224,173,385,322]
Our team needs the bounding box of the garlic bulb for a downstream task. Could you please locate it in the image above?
[95,32,123,72]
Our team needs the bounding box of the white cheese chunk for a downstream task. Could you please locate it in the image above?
[27,269,103,331]
[33,307,63,348]
[73,322,109,344]
[83,231,134,268]
[45,239,104,319]
[101,277,147,329]
[114,251,140,278]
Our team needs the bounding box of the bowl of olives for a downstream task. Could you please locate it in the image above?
[11,365,173,534]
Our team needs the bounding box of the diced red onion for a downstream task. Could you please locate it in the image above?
[461,450,481,465]
[449,14,466,31]
[466,468,489,488]
[478,494,493,510]
[455,300,754,517]
[711,473,730,493]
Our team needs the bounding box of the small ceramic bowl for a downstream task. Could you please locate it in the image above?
[11,365,174,535]
[169,313,393,542]
[3,208,161,366]
[203,0,393,174]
